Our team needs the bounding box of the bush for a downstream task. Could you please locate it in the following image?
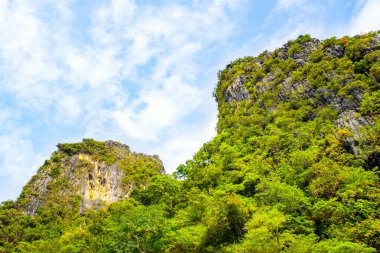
[308,49,324,62]
[288,43,302,56]
[338,80,369,97]
[360,91,380,114]
[322,37,338,48]
[370,63,380,82]
[296,34,312,44]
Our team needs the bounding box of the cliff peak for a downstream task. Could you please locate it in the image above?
[215,32,380,168]
[17,139,164,216]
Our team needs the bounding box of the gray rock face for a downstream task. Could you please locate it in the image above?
[220,34,379,161]
[324,45,345,58]
[225,75,250,103]
[335,110,371,138]
[21,175,53,216]
[273,38,322,64]
[369,34,380,47]
[360,34,380,56]
[70,154,128,214]
[335,110,372,155]
[292,39,322,65]
[363,45,380,56]
[21,153,129,216]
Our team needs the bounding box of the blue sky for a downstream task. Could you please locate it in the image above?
[1,0,379,202]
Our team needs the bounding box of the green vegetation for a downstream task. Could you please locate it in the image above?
[1,32,380,252]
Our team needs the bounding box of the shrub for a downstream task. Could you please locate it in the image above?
[296,34,312,44]
[360,91,380,114]
[322,37,338,48]
[288,43,302,56]
[308,49,324,62]
[370,62,380,82]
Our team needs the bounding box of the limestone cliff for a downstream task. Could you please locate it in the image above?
[16,139,164,216]
[217,33,380,168]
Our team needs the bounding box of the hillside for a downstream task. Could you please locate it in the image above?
[1,32,380,253]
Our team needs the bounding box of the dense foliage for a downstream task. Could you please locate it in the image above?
[1,32,380,252]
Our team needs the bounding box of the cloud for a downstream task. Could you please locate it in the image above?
[0,0,247,200]
[84,0,246,172]
[85,0,245,142]
[349,0,380,35]
[149,114,218,173]
[0,124,45,201]
[276,0,306,9]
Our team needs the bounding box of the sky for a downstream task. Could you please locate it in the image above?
[1,0,380,202]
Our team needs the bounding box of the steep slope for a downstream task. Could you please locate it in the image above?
[214,33,380,165]
[16,139,164,216]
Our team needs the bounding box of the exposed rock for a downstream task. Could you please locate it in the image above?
[362,35,380,56]
[335,110,372,155]
[335,110,371,138]
[332,95,363,113]
[256,50,272,65]
[278,77,293,101]
[291,38,322,65]
[369,34,380,47]
[274,38,322,65]
[362,45,380,56]
[225,75,250,103]
[255,81,272,95]
[104,140,130,151]
[21,175,52,216]
[262,72,276,83]
[324,45,345,58]
[73,154,127,214]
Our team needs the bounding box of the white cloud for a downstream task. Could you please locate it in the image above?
[0,126,46,201]
[349,0,380,35]
[150,115,217,174]
[58,95,81,122]
[86,0,244,144]
[276,0,305,9]
[262,0,378,56]
[0,0,246,200]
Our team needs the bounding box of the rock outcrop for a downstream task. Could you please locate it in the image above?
[17,139,164,216]
[219,33,380,165]
[225,75,250,103]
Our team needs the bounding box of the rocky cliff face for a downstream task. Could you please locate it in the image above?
[216,32,380,168]
[225,75,250,103]
[17,139,164,216]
